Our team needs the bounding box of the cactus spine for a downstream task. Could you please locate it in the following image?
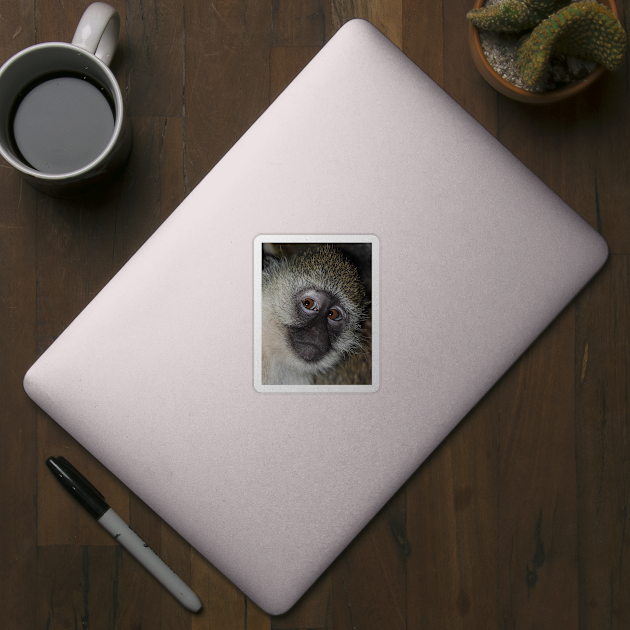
[467,0,568,33]
[516,1,627,85]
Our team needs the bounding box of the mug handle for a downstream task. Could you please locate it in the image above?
[71,2,120,67]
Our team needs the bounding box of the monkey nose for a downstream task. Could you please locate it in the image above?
[310,323,328,343]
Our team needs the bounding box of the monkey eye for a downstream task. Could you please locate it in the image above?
[302,298,317,310]
[328,308,342,321]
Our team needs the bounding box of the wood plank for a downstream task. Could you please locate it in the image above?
[330,486,407,630]
[184,0,272,192]
[575,255,630,629]
[407,392,498,629]
[272,0,331,46]
[497,305,578,628]
[0,0,36,55]
[402,0,444,88]
[247,599,272,630]
[36,545,118,630]
[126,0,184,117]
[0,5,39,629]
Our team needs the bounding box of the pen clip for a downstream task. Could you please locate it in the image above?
[46,456,110,519]
[54,456,106,502]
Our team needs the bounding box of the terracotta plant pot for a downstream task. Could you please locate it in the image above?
[468,0,619,103]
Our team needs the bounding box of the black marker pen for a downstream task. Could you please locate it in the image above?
[46,456,202,613]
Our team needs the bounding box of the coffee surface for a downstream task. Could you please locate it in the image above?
[12,75,115,174]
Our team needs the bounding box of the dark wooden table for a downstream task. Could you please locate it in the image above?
[1,0,628,628]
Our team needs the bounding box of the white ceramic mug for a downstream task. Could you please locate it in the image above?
[0,2,131,197]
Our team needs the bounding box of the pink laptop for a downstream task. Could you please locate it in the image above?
[24,19,608,614]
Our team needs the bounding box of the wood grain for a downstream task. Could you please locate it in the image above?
[497,305,578,628]
[1,0,628,627]
[576,256,630,629]
[36,545,118,630]
[126,0,184,117]
[0,4,39,629]
[271,0,331,46]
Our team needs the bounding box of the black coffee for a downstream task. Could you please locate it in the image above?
[10,73,115,174]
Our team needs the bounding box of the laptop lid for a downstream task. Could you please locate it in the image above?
[23,19,608,614]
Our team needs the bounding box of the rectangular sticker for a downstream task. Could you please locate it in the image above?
[254,235,379,393]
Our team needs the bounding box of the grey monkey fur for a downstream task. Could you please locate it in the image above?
[261,245,370,385]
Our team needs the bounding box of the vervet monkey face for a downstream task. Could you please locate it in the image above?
[290,289,349,362]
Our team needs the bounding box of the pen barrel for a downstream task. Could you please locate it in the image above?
[98,508,202,612]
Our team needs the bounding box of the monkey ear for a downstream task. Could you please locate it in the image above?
[262,253,279,270]
[262,243,277,256]
[262,243,282,270]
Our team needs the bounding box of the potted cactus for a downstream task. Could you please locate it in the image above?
[467,0,627,102]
